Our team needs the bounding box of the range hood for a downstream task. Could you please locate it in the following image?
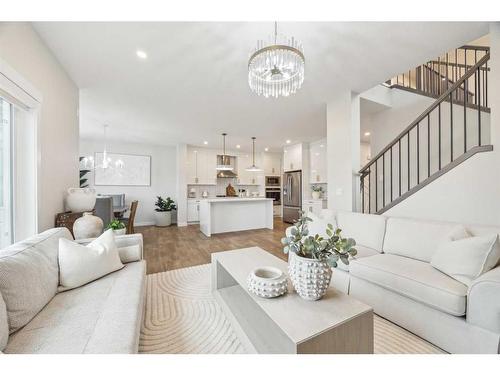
[216,155,238,178]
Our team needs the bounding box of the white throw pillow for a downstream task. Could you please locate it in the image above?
[58,229,124,290]
[431,234,500,286]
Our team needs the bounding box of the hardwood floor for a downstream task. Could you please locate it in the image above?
[136,218,290,274]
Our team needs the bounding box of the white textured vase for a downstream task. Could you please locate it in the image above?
[154,211,172,227]
[113,228,126,236]
[288,251,332,301]
[66,188,97,213]
[73,212,104,239]
[311,191,321,200]
[247,266,288,298]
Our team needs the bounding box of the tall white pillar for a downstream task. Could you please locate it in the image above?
[327,91,361,212]
[176,143,187,226]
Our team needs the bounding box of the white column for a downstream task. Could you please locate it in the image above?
[327,91,361,212]
[176,143,187,226]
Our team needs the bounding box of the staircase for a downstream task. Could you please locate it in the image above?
[360,45,492,214]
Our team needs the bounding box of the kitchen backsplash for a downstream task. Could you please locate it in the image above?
[188,178,261,198]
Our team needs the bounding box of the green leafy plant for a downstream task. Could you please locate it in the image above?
[155,196,176,212]
[79,156,91,188]
[281,211,357,267]
[311,185,323,192]
[106,219,125,230]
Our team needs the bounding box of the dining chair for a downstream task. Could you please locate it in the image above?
[120,200,138,234]
[94,196,114,229]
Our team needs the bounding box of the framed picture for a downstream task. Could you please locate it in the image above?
[94,152,151,186]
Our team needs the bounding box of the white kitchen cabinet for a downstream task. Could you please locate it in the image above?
[283,143,302,172]
[303,200,323,216]
[202,149,217,185]
[262,152,281,176]
[187,149,199,184]
[187,200,200,222]
[187,147,217,185]
[309,139,327,184]
[273,205,282,217]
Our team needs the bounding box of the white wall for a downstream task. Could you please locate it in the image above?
[79,139,177,226]
[383,23,500,226]
[0,22,79,231]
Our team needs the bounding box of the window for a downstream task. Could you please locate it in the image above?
[0,96,13,247]
[0,93,37,248]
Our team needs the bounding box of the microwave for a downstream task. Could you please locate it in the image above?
[265,176,281,186]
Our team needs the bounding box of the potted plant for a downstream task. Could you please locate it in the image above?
[281,212,357,301]
[106,219,126,235]
[154,196,176,227]
[311,185,323,200]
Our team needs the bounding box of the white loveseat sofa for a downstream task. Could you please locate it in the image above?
[288,211,500,354]
[0,227,146,354]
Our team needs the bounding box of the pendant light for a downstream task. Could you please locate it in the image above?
[246,137,262,172]
[216,133,233,171]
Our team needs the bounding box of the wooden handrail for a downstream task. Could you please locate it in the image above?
[359,52,490,173]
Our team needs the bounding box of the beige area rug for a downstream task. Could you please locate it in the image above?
[139,264,445,354]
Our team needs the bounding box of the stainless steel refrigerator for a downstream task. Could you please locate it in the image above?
[282,170,302,223]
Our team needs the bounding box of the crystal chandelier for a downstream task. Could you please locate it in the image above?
[248,22,305,98]
[81,124,124,170]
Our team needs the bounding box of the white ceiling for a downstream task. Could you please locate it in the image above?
[33,22,488,152]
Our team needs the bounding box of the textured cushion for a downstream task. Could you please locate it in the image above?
[337,245,379,272]
[350,254,468,316]
[59,229,124,290]
[0,228,73,333]
[117,245,142,263]
[0,293,8,351]
[5,261,146,354]
[431,234,500,286]
[383,217,465,262]
[337,211,387,252]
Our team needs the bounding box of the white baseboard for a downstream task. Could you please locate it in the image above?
[134,221,155,227]
[135,221,184,227]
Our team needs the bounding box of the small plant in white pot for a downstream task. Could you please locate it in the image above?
[154,196,176,227]
[281,211,357,301]
[311,185,323,200]
[106,219,126,235]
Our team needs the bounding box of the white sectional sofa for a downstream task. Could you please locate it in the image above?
[0,227,146,354]
[289,210,500,354]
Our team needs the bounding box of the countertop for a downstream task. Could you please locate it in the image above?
[199,197,272,203]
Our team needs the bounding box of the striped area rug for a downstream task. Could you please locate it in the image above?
[139,264,445,354]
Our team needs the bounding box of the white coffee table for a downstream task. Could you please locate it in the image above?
[211,247,373,354]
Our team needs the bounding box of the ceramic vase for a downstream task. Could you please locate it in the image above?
[288,251,332,301]
[73,212,103,239]
[311,191,321,200]
[66,188,97,212]
[154,211,172,227]
[247,266,288,298]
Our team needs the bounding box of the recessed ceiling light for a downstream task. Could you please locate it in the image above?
[203,141,208,145]
[320,144,325,148]
[264,147,269,152]
[136,50,148,59]
[286,140,291,144]
[236,144,241,149]
[364,132,371,136]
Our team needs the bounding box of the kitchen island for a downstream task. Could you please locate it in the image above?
[199,197,274,237]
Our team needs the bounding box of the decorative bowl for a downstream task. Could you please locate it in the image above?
[247,266,288,298]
